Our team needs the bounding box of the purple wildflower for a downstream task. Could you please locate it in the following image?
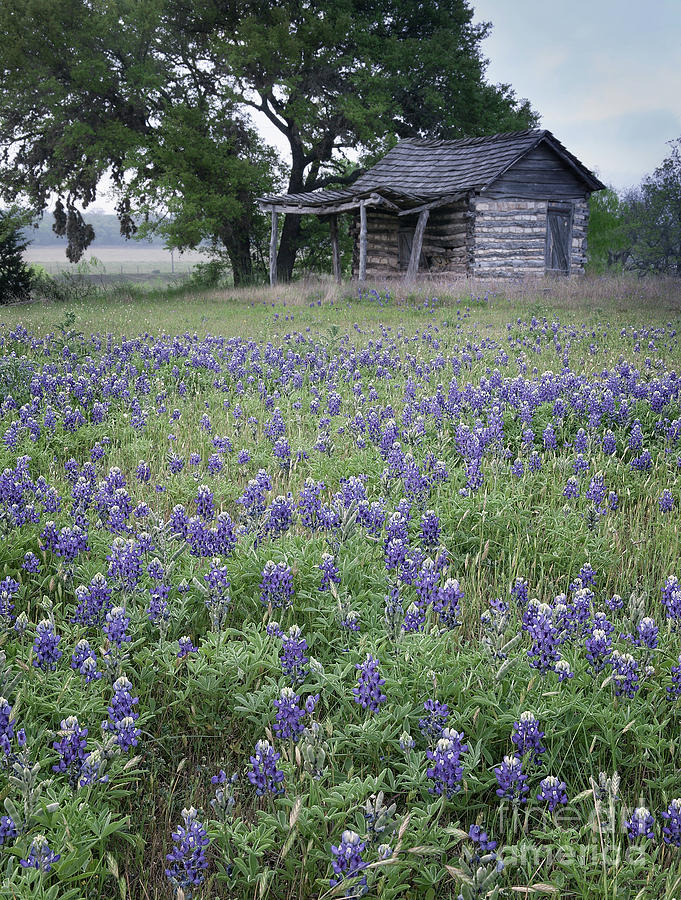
[537,776,568,812]
[426,728,467,798]
[352,654,386,713]
[165,807,210,898]
[248,739,284,795]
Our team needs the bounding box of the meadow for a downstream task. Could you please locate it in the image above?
[0,279,681,899]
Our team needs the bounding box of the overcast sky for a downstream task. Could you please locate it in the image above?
[96,0,681,212]
[472,0,681,190]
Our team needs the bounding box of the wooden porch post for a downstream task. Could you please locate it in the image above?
[269,208,278,286]
[406,208,429,280]
[329,214,341,284]
[358,200,367,283]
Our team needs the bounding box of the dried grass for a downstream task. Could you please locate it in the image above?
[187,273,681,313]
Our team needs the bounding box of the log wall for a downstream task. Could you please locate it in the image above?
[469,197,590,278]
[349,195,591,279]
[350,199,471,278]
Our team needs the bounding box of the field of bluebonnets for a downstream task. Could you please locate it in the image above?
[1,281,681,899]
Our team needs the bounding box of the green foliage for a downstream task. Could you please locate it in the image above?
[622,138,681,275]
[586,188,629,273]
[0,0,278,284]
[0,0,537,284]
[0,210,33,303]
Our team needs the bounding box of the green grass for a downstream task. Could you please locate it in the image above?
[0,281,680,899]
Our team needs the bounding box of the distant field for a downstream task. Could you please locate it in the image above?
[24,244,210,277]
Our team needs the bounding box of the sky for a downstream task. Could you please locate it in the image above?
[95,0,681,212]
[471,0,681,190]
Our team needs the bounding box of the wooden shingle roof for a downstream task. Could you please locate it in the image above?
[259,129,605,213]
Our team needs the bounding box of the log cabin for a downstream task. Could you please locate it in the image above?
[258,129,605,283]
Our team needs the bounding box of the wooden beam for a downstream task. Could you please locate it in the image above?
[258,192,401,217]
[406,208,429,280]
[329,214,341,283]
[269,208,278,286]
[358,200,367,283]
[397,192,467,216]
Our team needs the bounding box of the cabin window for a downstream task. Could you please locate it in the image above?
[545,203,573,275]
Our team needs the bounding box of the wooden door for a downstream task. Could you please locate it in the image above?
[398,228,414,270]
[545,204,572,275]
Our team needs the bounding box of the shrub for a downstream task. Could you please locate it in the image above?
[0,210,32,303]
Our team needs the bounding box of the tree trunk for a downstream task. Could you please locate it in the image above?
[222,226,253,286]
[276,141,307,282]
[276,213,302,282]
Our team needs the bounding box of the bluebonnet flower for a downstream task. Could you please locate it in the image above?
[0,814,17,845]
[631,450,652,471]
[340,608,360,632]
[353,654,386,713]
[32,619,62,671]
[384,585,404,641]
[585,628,612,674]
[296,478,325,529]
[210,770,238,821]
[626,807,655,841]
[554,659,574,682]
[419,700,449,742]
[524,601,561,675]
[203,558,230,630]
[433,578,463,630]
[601,429,616,455]
[273,437,292,470]
[0,576,18,624]
[260,561,294,609]
[510,578,529,608]
[426,728,467,798]
[248,739,284,795]
[661,576,681,623]
[78,748,108,788]
[20,835,60,872]
[610,651,639,698]
[71,639,101,682]
[635,616,658,650]
[563,476,579,499]
[273,688,317,741]
[468,823,498,858]
[399,731,415,752]
[147,585,170,630]
[662,799,681,846]
[264,495,294,538]
[165,807,210,898]
[22,551,41,573]
[177,637,198,659]
[528,450,542,472]
[667,655,681,700]
[135,460,151,483]
[195,484,214,521]
[330,830,368,897]
[659,489,674,512]
[102,675,140,751]
[103,606,132,648]
[52,715,88,788]
[537,776,568,811]
[606,593,624,613]
[280,625,309,685]
[420,510,440,547]
[608,490,619,511]
[402,602,425,633]
[511,712,545,763]
[495,755,529,804]
[511,458,524,477]
[0,696,15,748]
[319,553,340,591]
